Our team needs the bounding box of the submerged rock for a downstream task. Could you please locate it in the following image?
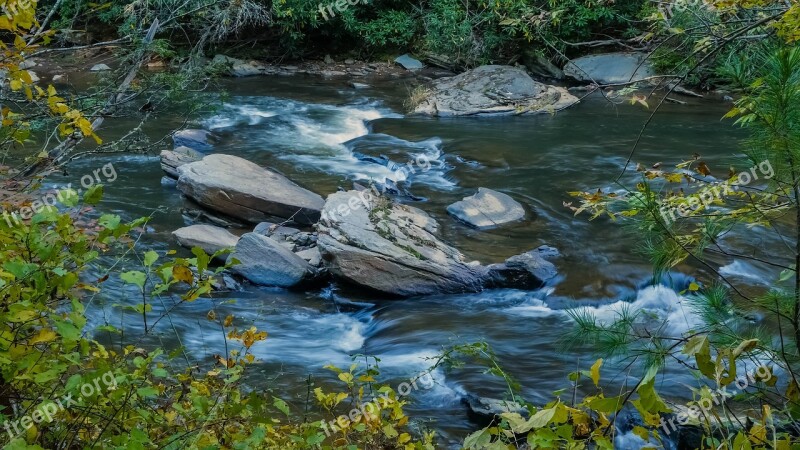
[563,52,654,85]
[160,146,202,179]
[227,233,314,287]
[172,129,216,151]
[177,154,324,225]
[447,188,526,229]
[486,245,559,289]
[172,224,239,258]
[317,190,559,296]
[463,395,529,426]
[90,63,111,72]
[413,65,576,116]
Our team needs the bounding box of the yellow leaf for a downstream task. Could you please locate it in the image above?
[29,328,58,345]
[9,79,22,91]
[172,265,194,284]
[76,117,94,136]
[590,358,603,387]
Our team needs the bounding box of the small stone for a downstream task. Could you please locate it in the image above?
[324,54,334,64]
[395,54,423,70]
[90,64,111,72]
[172,224,240,258]
[296,247,323,267]
[447,188,526,229]
[350,82,370,89]
[52,74,66,82]
[344,58,355,65]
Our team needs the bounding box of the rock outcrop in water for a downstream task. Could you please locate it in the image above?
[413,65,577,116]
[227,233,315,287]
[563,52,654,85]
[317,190,558,296]
[447,188,526,229]
[176,154,325,225]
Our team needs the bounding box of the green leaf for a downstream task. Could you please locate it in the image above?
[98,214,121,230]
[83,184,104,205]
[143,250,159,268]
[136,386,159,398]
[121,270,146,289]
[273,398,290,416]
[54,320,81,341]
[60,188,79,207]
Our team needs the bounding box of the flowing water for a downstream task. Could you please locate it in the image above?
[45,74,778,448]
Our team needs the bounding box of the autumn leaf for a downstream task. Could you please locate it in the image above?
[697,161,711,176]
[172,265,193,284]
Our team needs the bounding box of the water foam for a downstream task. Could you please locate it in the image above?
[202,96,454,189]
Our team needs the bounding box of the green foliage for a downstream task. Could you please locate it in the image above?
[565,45,800,448]
[0,185,435,448]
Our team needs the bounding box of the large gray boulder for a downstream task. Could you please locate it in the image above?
[447,188,526,229]
[317,190,559,296]
[563,52,655,85]
[177,154,324,225]
[413,65,577,116]
[227,233,313,287]
[160,146,202,179]
[172,224,239,257]
[317,190,487,297]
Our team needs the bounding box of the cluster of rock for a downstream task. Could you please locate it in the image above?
[161,131,558,297]
[211,54,410,79]
[412,65,578,117]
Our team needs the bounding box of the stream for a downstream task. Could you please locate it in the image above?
[48,74,775,448]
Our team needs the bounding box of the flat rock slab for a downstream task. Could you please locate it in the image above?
[177,154,324,225]
[227,233,313,287]
[161,146,203,179]
[413,65,577,116]
[563,52,654,85]
[447,188,525,229]
[395,54,423,70]
[172,224,239,257]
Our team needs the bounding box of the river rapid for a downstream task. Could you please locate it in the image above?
[50,74,775,448]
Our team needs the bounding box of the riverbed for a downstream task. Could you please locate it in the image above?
[52,73,768,448]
